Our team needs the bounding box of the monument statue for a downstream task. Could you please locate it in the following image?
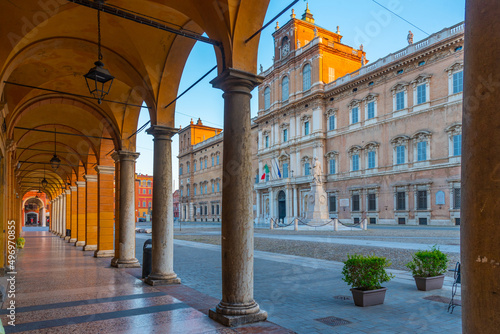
[312,157,322,184]
[407,30,414,45]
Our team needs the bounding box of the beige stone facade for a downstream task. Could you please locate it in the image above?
[254,15,464,226]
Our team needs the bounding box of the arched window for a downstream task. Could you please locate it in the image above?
[302,64,311,91]
[264,86,271,109]
[282,76,289,101]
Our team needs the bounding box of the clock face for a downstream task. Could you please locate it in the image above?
[282,42,290,57]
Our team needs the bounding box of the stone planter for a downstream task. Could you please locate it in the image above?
[350,287,387,307]
[414,275,445,291]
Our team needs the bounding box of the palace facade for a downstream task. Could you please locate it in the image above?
[254,9,464,226]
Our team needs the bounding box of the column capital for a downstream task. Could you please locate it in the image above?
[64,189,71,195]
[210,68,263,94]
[83,174,98,182]
[111,150,140,163]
[94,165,115,175]
[69,186,77,192]
[146,125,178,139]
[75,181,86,188]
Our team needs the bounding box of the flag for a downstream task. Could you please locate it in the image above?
[273,158,282,179]
[261,164,269,180]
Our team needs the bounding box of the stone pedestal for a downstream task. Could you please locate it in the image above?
[305,182,329,224]
[208,68,267,326]
[144,125,180,286]
[111,151,140,268]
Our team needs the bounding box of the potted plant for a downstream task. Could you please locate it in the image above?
[342,254,394,307]
[16,237,25,249]
[406,246,449,291]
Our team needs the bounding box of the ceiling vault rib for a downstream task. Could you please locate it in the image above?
[14,126,113,140]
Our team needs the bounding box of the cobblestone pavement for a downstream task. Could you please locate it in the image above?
[135,233,462,334]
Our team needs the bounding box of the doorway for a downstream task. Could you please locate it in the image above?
[278,190,286,220]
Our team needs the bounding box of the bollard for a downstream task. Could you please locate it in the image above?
[142,239,153,279]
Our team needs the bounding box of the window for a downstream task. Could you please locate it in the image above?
[147,181,151,187]
[304,162,311,176]
[396,91,405,110]
[329,195,337,212]
[179,166,183,175]
[367,151,376,169]
[304,121,310,135]
[204,159,207,169]
[283,129,288,142]
[351,107,359,124]
[148,189,151,195]
[329,159,336,174]
[204,206,207,215]
[194,161,197,172]
[205,184,208,194]
[352,154,359,171]
[303,64,311,91]
[212,183,215,193]
[180,189,183,197]
[148,202,152,208]
[453,134,462,156]
[282,76,289,101]
[328,115,335,131]
[396,146,405,164]
[396,191,406,210]
[352,194,360,211]
[187,163,190,173]
[217,205,220,215]
[417,141,427,161]
[283,163,289,178]
[417,190,427,210]
[454,188,461,209]
[453,71,463,94]
[217,182,220,192]
[265,136,269,148]
[194,186,197,196]
[212,205,214,215]
[368,193,376,211]
[216,155,220,165]
[142,201,146,207]
[264,86,270,109]
[212,156,214,166]
[138,201,141,208]
[417,84,426,104]
[193,205,196,215]
[265,173,270,181]
[367,101,375,119]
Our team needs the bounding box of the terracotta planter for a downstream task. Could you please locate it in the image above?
[414,275,445,291]
[350,287,387,307]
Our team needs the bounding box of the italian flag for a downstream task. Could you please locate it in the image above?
[261,164,269,180]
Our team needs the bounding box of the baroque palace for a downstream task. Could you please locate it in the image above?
[180,8,464,226]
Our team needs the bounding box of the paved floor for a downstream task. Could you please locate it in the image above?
[134,234,462,334]
[0,232,292,333]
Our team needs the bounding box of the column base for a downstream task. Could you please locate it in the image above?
[64,236,71,241]
[75,241,85,247]
[69,238,77,243]
[144,274,181,286]
[83,245,97,251]
[208,309,267,327]
[110,258,141,268]
[94,250,115,258]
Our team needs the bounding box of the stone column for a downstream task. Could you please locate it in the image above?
[208,69,267,326]
[84,174,98,251]
[255,190,260,223]
[111,151,140,268]
[58,196,64,236]
[69,186,78,243]
[462,2,500,332]
[64,190,71,241]
[55,197,60,235]
[75,181,86,247]
[52,199,57,233]
[144,126,180,285]
[94,165,115,258]
[293,186,298,218]
[40,207,45,227]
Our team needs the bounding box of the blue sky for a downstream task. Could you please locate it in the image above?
[135,0,466,188]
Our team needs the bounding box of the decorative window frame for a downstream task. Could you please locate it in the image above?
[349,188,363,219]
[327,190,339,217]
[325,151,339,177]
[363,142,379,173]
[302,62,312,92]
[390,135,410,169]
[445,123,462,162]
[445,62,464,99]
[301,155,311,176]
[411,74,432,110]
[348,145,362,175]
[325,108,338,133]
[413,183,432,216]
[300,114,311,136]
[262,130,271,148]
[391,82,409,116]
[412,130,432,166]
[393,185,410,212]
[281,75,290,102]
[366,187,379,213]
[280,122,290,143]
[448,180,461,217]
[348,99,361,128]
[363,93,379,125]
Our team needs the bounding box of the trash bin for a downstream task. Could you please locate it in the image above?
[142,239,153,279]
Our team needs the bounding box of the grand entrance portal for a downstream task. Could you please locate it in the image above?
[26,213,38,225]
[278,191,286,220]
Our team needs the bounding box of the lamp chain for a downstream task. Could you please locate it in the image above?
[97,7,103,61]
